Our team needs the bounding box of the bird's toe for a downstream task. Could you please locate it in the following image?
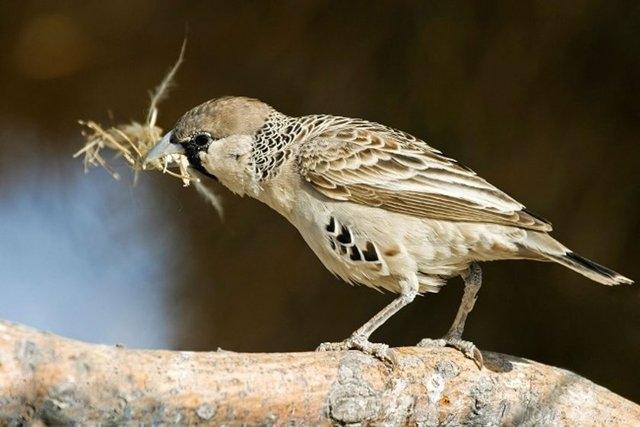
[316,334,396,365]
[416,337,447,348]
[417,337,483,369]
[446,338,484,369]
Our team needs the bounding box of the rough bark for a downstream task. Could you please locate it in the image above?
[0,320,637,426]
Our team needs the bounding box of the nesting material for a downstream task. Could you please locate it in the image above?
[74,43,223,217]
[75,120,192,184]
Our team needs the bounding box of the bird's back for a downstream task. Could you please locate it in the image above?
[291,114,551,232]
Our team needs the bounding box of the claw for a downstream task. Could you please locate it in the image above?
[317,334,396,365]
[417,337,483,369]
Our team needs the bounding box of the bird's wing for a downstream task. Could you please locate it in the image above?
[297,119,551,231]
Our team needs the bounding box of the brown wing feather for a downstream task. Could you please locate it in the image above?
[297,118,551,232]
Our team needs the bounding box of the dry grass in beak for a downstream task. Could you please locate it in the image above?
[74,42,224,217]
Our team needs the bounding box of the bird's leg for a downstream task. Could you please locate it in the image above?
[317,275,418,364]
[446,262,482,340]
[418,263,484,368]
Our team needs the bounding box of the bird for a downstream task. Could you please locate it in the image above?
[144,96,633,367]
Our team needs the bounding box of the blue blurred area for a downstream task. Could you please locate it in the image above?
[0,135,178,349]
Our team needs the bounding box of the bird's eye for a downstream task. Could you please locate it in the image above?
[194,133,212,146]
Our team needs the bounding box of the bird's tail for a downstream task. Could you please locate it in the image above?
[547,251,633,285]
[521,232,633,286]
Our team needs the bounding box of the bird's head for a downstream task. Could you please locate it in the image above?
[145,96,272,194]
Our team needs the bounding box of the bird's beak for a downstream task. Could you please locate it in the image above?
[143,130,184,165]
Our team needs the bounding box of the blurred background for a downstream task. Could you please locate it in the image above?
[0,1,638,401]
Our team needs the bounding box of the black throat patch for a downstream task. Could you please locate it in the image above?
[181,140,218,181]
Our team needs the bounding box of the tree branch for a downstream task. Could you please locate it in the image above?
[0,320,637,425]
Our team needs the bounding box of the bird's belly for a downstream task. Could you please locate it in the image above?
[278,187,524,293]
[286,195,455,293]
[295,218,402,292]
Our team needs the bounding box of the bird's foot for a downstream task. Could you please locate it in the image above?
[317,333,396,365]
[417,336,483,369]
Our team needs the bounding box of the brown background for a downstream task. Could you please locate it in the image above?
[0,1,638,401]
